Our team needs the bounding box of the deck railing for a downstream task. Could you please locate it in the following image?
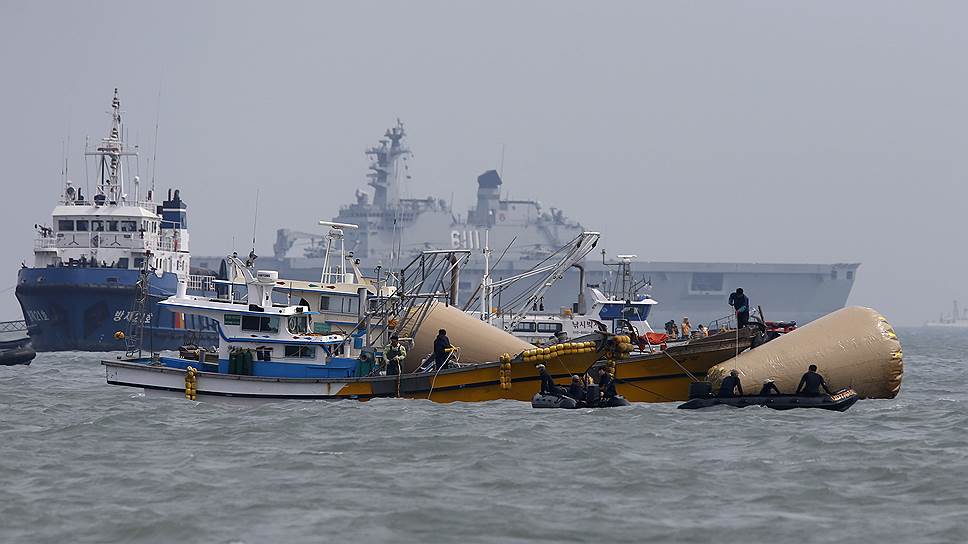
[0,320,28,333]
[188,275,217,292]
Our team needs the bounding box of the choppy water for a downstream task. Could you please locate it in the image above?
[1,327,966,544]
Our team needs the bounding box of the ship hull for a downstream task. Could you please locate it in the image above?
[16,267,218,352]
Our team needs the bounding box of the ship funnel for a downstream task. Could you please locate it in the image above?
[474,170,502,227]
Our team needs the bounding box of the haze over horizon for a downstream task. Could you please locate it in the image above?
[2,1,965,326]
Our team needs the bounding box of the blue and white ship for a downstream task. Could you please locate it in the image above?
[15,90,218,351]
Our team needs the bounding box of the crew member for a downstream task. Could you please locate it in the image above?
[567,375,586,401]
[758,378,781,395]
[598,367,617,399]
[796,364,833,396]
[728,288,750,328]
[718,369,744,397]
[383,334,406,376]
[681,317,692,339]
[432,329,452,370]
[537,364,563,396]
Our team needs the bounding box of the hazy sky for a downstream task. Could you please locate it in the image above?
[1,1,965,325]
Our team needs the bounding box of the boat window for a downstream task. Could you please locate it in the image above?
[133,257,144,269]
[831,269,838,280]
[846,270,854,280]
[537,322,563,333]
[241,315,280,333]
[513,322,536,332]
[342,298,359,314]
[288,315,310,334]
[58,219,74,231]
[224,314,241,326]
[91,220,105,231]
[319,296,330,311]
[76,220,89,232]
[284,345,316,358]
[107,220,119,232]
[120,220,137,232]
[117,258,129,269]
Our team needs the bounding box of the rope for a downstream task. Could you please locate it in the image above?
[612,376,675,402]
[660,349,701,383]
[426,347,459,400]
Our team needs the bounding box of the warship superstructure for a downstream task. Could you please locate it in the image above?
[196,121,858,327]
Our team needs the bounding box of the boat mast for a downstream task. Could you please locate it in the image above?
[319,220,359,283]
[85,89,137,205]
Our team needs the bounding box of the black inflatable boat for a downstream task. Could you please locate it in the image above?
[677,388,859,412]
[531,393,631,409]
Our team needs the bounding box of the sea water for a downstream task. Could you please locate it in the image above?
[1,327,966,543]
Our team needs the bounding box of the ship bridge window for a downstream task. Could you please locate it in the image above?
[288,315,310,334]
[241,315,280,333]
[120,221,137,232]
[847,270,854,280]
[319,296,330,311]
[690,272,724,294]
[513,322,536,332]
[831,270,838,280]
[57,219,74,231]
[117,258,129,269]
[91,220,105,232]
[537,323,563,333]
[284,345,316,358]
[224,314,242,326]
[76,220,89,232]
[107,220,119,232]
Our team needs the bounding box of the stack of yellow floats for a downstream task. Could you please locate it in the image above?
[520,341,597,363]
[499,353,513,390]
[608,335,636,360]
[184,366,197,401]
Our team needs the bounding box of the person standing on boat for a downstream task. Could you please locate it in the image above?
[718,369,744,397]
[681,317,692,339]
[728,288,750,328]
[432,329,452,370]
[384,334,406,376]
[796,364,833,396]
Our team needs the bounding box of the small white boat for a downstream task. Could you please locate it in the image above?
[0,320,36,365]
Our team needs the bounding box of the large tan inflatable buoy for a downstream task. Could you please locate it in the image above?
[399,301,533,372]
[707,307,903,399]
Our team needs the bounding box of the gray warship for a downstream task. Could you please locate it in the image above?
[195,120,858,327]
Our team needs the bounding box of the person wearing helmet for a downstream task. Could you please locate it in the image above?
[536,363,563,396]
[567,374,586,401]
[718,369,744,398]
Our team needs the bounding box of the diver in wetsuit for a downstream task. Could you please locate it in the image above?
[537,364,563,396]
[718,369,744,397]
[796,364,833,396]
[567,375,585,401]
[758,378,781,395]
[597,367,617,400]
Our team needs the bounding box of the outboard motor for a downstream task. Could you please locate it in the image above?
[688,381,713,399]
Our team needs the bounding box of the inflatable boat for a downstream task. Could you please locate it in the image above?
[677,388,859,412]
[531,392,631,409]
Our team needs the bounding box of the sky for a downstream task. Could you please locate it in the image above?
[0,1,965,325]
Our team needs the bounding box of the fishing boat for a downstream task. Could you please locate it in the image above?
[103,248,624,402]
[602,328,756,403]
[15,90,218,351]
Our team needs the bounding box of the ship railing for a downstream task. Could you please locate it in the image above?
[188,274,217,292]
[707,314,736,331]
[34,237,58,250]
[0,320,28,333]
